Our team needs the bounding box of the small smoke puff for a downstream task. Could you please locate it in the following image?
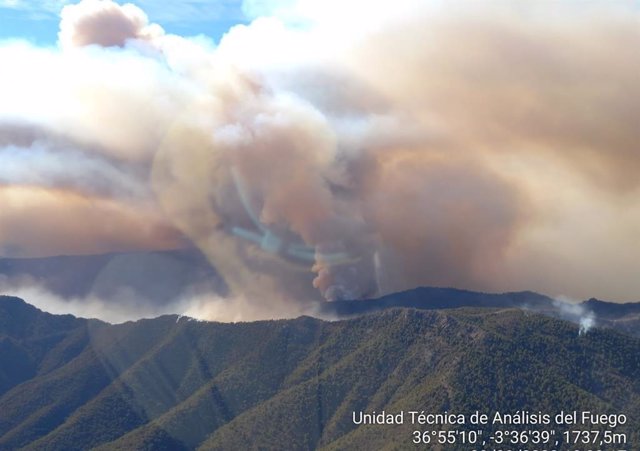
[553,296,596,336]
[579,314,595,337]
[59,0,164,49]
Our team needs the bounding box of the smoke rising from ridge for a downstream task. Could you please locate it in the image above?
[1,0,640,320]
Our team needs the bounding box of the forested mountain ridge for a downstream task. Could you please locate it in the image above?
[322,286,640,337]
[1,294,639,450]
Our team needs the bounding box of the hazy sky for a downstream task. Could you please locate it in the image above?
[1,0,639,316]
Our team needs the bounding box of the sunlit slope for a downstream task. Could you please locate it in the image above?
[0,296,638,450]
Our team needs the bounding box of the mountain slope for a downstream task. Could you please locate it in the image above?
[0,295,638,450]
[0,296,100,398]
[322,286,640,337]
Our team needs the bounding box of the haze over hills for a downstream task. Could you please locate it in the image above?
[0,249,225,301]
[1,251,639,336]
[0,293,639,450]
[0,250,227,322]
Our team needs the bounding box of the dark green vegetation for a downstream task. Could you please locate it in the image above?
[323,287,640,338]
[0,295,639,450]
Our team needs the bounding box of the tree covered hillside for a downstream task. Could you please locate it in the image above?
[0,295,638,450]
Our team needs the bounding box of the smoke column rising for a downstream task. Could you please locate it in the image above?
[1,0,640,319]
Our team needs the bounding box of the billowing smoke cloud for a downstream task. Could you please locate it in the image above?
[0,277,246,324]
[0,186,183,257]
[0,249,232,322]
[59,0,163,49]
[1,0,640,320]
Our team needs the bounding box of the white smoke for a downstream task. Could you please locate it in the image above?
[553,296,596,336]
[1,0,640,321]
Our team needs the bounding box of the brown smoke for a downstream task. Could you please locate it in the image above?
[1,0,640,321]
[59,0,163,49]
[344,10,640,192]
[0,186,183,257]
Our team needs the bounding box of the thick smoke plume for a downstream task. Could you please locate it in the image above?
[1,0,640,320]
